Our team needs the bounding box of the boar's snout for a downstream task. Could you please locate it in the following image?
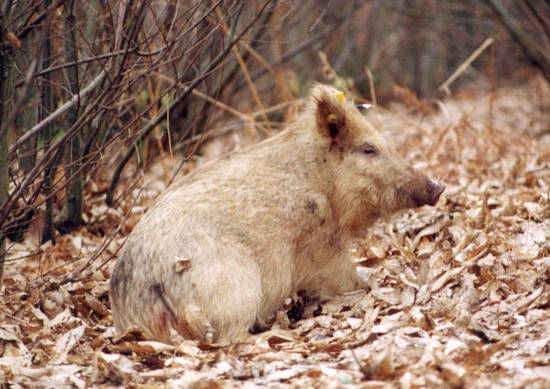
[402,175,445,208]
[412,177,445,207]
[426,179,445,206]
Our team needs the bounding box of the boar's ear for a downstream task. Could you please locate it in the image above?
[312,86,349,147]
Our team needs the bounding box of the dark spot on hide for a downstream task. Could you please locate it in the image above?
[305,199,318,215]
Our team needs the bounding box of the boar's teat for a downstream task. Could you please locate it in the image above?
[411,177,445,207]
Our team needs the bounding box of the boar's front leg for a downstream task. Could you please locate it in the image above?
[299,253,367,301]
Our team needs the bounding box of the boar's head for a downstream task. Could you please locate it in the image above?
[310,85,444,230]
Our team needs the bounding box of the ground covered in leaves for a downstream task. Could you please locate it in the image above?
[1,77,549,388]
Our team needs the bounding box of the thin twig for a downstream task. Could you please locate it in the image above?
[15,49,134,87]
[9,70,107,155]
[2,59,37,137]
[439,37,494,96]
[365,67,377,106]
[215,7,272,135]
[192,88,250,121]
[16,0,67,41]
[173,99,298,151]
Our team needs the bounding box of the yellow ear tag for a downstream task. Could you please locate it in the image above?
[327,113,338,123]
[335,90,345,104]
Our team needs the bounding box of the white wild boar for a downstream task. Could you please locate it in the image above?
[110,85,444,344]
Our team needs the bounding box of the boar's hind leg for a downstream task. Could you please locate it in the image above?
[110,254,216,343]
[148,282,217,343]
[110,271,195,342]
[161,252,264,344]
[111,246,263,344]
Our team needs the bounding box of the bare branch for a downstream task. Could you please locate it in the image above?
[9,70,107,155]
[439,37,494,95]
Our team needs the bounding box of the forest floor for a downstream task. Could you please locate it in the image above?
[1,76,549,388]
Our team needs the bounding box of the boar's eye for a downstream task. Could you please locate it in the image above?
[355,143,378,156]
[363,146,377,155]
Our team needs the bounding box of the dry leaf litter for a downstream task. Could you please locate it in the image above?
[1,77,549,388]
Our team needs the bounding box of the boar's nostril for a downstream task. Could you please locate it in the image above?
[427,180,445,206]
